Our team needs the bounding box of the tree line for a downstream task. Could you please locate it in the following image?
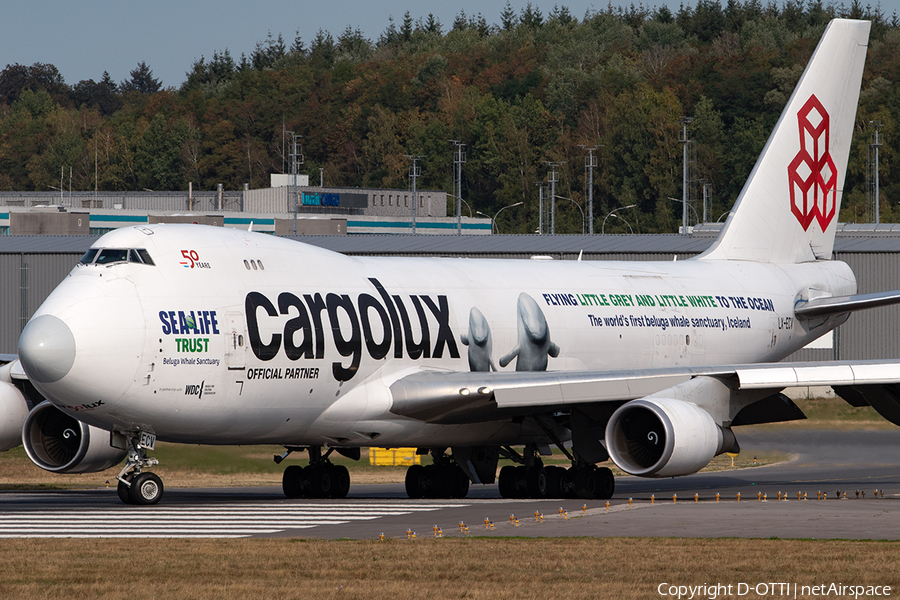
[0,0,896,234]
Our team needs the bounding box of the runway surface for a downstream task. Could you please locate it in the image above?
[2,428,899,540]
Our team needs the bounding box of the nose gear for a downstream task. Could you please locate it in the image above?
[115,432,162,505]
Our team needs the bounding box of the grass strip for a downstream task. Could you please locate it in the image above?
[0,537,897,600]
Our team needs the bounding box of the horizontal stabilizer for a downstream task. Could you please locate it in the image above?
[794,289,900,318]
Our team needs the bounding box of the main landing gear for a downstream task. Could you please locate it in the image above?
[497,444,614,500]
[404,450,470,499]
[115,433,163,505]
[279,446,350,499]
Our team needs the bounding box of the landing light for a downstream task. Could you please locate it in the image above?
[459,388,470,396]
[477,386,492,395]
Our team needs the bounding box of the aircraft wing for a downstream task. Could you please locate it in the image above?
[389,359,900,425]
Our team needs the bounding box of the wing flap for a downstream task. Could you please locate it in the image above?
[736,361,900,389]
[492,374,691,408]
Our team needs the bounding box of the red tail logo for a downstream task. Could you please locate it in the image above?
[788,95,837,231]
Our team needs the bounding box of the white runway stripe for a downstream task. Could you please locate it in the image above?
[0,502,467,539]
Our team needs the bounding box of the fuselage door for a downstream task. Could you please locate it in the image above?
[224,311,246,370]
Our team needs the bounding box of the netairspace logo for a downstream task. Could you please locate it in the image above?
[657,582,892,599]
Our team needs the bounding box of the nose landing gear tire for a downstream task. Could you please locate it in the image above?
[129,472,164,505]
[117,474,133,505]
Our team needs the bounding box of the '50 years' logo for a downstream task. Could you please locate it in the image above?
[179,250,211,269]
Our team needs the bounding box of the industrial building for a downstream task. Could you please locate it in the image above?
[0,185,491,235]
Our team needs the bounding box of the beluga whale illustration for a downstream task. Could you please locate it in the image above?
[499,292,560,371]
[460,307,497,372]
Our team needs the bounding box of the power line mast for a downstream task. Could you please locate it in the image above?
[545,162,563,235]
[678,117,698,235]
[405,155,423,234]
[867,120,883,224]
[535,182,545,235]
[450,141,466,235]
[287,132,304,235]
[579,146,598,234]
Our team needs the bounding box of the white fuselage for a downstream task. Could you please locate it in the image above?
[28,225,855,448]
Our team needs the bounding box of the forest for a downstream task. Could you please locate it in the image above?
[0,0,897,234]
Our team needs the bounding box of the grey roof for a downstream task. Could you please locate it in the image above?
[0,235,99,253]
[3,230,900,256]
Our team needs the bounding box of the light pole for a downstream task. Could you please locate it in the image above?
[459,197,473,218]
[477,201,523,234]
[610,213,633,233]
[450,195,473,218]
[555,195,585,234]
[668,197,699,233]
[602,204,636,234]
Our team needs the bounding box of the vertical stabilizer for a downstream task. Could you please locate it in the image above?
[700,19,870,263]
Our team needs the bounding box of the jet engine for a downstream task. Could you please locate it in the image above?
[0,381,29,452]
[22,401,126,473]
[605,397,734,478]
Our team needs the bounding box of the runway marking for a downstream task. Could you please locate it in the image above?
[0,502,469,539]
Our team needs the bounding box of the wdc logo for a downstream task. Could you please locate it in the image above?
[787,94,837,232]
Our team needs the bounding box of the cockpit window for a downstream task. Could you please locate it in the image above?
[79,249,99,265]
[95,249,129,264]
[135,249,155,265]
[80,248,156,266]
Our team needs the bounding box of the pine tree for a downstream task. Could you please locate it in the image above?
[120,61,161,94]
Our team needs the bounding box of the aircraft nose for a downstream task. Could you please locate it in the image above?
[18,314,77,383]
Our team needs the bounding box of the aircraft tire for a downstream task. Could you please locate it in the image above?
[560,469,577,498]
[449,465,470,499]
[538,466,563,499]
[421,465,436,497]
[308,466,333,498]
[525,466,543,498]
[117,475,133,505]
[575,466,599,500]
[429,465,451,498]
[129,472,164,505]
[283,465,305,498]
[405,464,425,498]
[330,465,350,498]
[596,467,615,499]
[498,465,517,498]
[513,466,530,498]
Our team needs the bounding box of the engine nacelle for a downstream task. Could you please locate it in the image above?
[606,397,729,478]
[0,381,29,452]
[22,401,126,473]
